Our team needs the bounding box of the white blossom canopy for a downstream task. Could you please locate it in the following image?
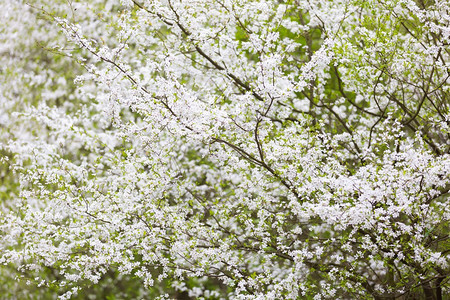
[0,0,449,299]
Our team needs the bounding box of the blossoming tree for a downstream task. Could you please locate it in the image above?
[1,0,449,299]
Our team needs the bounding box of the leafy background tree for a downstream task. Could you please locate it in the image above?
[0,0,448,299]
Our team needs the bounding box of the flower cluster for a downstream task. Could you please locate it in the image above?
[0,0,448,299]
